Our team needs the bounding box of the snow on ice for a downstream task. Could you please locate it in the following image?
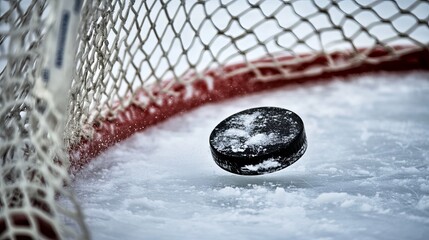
[68,72,429,240]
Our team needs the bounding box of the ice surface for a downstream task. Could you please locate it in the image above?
[69,72,429,240]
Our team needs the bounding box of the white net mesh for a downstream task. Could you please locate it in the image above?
[1,0,428,239]
[67,0,429,146]
[0,0,88,239]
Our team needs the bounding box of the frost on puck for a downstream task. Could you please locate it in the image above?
[209,107,307,175]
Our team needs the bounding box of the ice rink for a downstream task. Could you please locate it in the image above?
[69,72,429,240]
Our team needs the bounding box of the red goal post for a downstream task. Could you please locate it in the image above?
[70,46,429,172]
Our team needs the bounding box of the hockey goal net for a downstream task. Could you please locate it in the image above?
[1,0,428,239]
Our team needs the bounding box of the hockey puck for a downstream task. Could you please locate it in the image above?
[209,107,307,175]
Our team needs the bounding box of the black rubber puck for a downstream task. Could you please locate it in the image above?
[209,107,307,175]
